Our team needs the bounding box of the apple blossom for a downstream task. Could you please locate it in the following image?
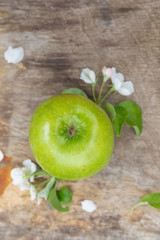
[4,45,24,64]
[0,150,4,162]
[102,67,112,82]
[80,68,96,84]
[111,68,134,96]
[81,200,97,213]
[11,167,31,190]
[30,185,44,205]
[30,185,37,201]
[37,196,42,205]
[11,159,37,190]
[23,159,37,182]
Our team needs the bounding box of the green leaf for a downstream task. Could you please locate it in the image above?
[57,187,72,205]
[61,88,88,98]
[38,177,55,200]
[104,103,116,121]
[112,105,128,137]
[131,193,160,212]
[141,193,160,209]
[48,188,70,212]
[118,101,142,136]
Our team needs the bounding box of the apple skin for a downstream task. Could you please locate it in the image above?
[29,94,114,181]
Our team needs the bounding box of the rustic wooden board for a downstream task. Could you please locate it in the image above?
[0,0,160,239]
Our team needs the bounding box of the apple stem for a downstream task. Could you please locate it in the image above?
[68,124,77,138]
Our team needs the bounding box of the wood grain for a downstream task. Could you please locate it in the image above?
[0,0,160,239]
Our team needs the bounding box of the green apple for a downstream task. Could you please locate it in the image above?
[29,94,114,181]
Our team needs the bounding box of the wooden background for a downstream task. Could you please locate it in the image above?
[0,0,160,239]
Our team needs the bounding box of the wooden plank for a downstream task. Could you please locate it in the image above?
[0,0,160,239]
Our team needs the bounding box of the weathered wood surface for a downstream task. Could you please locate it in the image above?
[0,0,160,239]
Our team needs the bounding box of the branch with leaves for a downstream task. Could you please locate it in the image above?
[64,67,142,137]
[10,66,151,213]
[11,160,72,212]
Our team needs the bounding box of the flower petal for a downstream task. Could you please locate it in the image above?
[30,176,34,182]
[23,159,37,174]
[30,185,37,200]
[111,67,116,76]
[4,46,24,64]
[111,77,122,90]
[11,168,24,185]
[118,81,134,96]
[11,167,31,190]
[80,68,96,84]
[19,180,31,191]
[102,67,112,82]
[88,70,96,83]
[111,68,124,82]
[37,196,42,205]
[0,150,4,162]
[111,68,125,91]
[116,73,124,82]
[81,200,97,213]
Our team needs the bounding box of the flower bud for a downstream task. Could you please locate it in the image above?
[102,67,112,82]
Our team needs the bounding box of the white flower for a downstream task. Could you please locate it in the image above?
[10,159,44,205]
[111,68,134,96]
[118,81,134,96]
[30,185,44,204]
[0,150,4,162]
[11,167,31,190]
[80,68,96,84]
[11,159,37,190]
[37,196,42,205]
[4,45,24,64]
[81,200,97,213]
[102,67,112,82]
[23,159,37,182]
[30,185,37,201]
